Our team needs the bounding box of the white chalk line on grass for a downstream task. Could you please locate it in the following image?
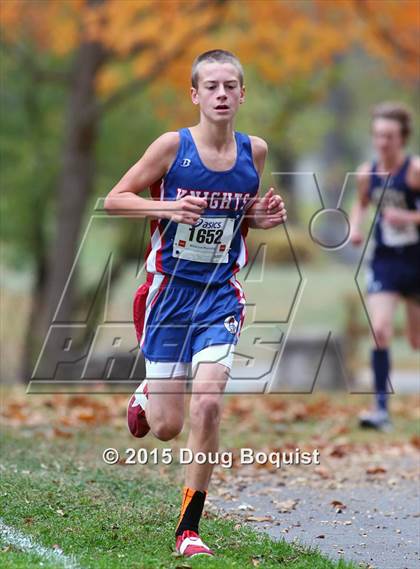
[0,518,82,569]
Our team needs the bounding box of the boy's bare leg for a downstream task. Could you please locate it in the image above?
[174,362,229,553]
[185,362,229,490]
[146,378,186,441]
[405,297,420,350]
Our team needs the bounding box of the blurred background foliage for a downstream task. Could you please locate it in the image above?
[0,0,419,382]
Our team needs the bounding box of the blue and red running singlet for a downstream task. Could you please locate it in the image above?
[144,127,260,285]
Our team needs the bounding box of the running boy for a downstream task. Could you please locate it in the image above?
[105,50,287,557]
[350,102,420,431]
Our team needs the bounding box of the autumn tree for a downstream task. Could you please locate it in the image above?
[1,0,228,379]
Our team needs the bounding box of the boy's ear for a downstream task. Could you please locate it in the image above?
[240,84,246,104]
[191,86,199,105]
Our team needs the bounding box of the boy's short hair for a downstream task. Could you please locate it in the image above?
[191,49,244,89]
[371,102,413,142]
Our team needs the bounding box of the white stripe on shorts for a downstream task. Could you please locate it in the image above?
[145,359,188,379]
[192,343,234,372]
[140,274,166,349]
[144,344,234,379]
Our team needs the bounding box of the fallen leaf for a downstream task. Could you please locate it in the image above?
[246,515,274,522]
[328,445,348,458]
[273,499,298,513]
[366,466,387,475]
[75,409,96,423]
[331,500,346,509]
[410,435,420,449]
[314,466,331,479]
[53,427,73,439]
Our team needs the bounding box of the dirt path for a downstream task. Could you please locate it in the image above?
[209,446,420,569]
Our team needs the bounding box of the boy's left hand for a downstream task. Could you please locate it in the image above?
[248,187,287,229]
[382,206,414,227]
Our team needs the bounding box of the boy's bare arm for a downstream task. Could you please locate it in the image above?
[246,135,267,227]
[349,162,371,246]
[247,136,287,229]
[383,156,420,226]
[407,155,420,191]
[105,132,206,223]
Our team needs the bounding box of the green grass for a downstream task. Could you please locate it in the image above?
[0,425,359,569]
[0,550,60,569]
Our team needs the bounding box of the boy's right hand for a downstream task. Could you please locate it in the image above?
[164,196,207,225]
[350,227,364,246]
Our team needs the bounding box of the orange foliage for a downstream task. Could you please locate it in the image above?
[0,0,418,95]
[0,0,83,53]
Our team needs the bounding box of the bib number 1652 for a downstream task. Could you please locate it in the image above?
[188,226,223,244]
[172,216,234,263]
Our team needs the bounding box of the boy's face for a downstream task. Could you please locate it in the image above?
[371,118,405,159]
[191,62,245,122]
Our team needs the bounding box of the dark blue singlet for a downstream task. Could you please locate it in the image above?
[367,156,420,299]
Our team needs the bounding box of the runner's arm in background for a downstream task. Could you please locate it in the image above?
[383,156,420,227]
[104,132,206,224]
[349,162,371,246]
[383,156,420,226]
[406,155,420,191]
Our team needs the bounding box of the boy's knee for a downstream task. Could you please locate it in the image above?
[190,396,221,431]
[151,416,183,441]
[372,322,392,348]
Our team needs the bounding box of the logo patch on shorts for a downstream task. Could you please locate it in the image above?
[224,315,238,334]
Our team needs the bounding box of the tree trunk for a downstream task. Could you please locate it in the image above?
[322,75,356,205]
[21,250,47,381]
[28,40,106,381]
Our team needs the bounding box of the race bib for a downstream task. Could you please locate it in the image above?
[381,219,418,247]
[172,216,234,263]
